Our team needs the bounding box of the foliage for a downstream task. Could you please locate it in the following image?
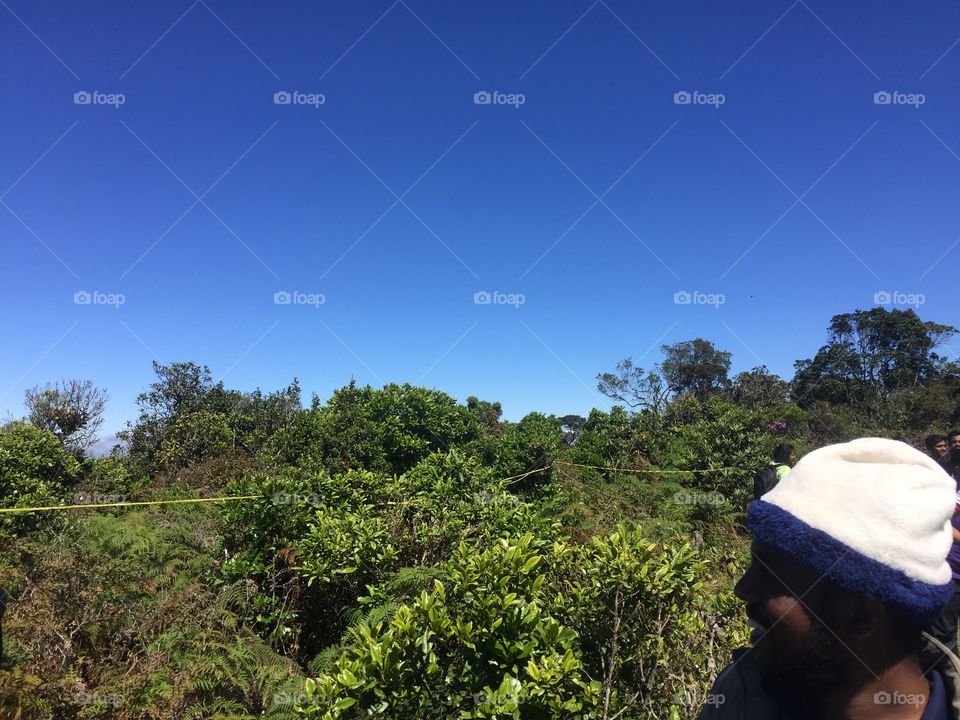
[298,527,739,719]
[660,339,732,402]
[121,361,301,475]
[0,506,304,719]
[0,423,81,533]
[266,383,482,476]
[793,308,957,408]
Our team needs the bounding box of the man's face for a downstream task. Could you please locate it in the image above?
[936,440,949,457]
[734,542,847,707]
[950,435,960,452]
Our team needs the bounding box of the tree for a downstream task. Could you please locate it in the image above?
[559,414,586,445]
[25,379,108,454]
[792,308,957,408]
[728,366,790,409]
[660,339,731,402]
[467,396,504,434]
[0,422,82,531]
[596,358,669,412]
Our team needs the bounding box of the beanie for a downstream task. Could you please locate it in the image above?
[748,438,956,621]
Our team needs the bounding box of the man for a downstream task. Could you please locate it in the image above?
[928,457,960,656]
[927,434,950,460]
[752,444,795,500]
[701,438,960,719]
[949,430,960,453]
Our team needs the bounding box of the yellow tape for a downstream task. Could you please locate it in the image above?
[0,461,736,516]
[555,461,739,474]
[0,495,262,514]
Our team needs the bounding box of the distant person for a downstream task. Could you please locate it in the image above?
[752,443,795,500]
[929,464,960,655]
[700,438,960,720]
[927,434,950,460]
[949,430,960,453]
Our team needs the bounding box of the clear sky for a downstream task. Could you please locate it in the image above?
[2,1,959,437]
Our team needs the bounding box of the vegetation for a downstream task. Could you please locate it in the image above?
[0,307,956,719]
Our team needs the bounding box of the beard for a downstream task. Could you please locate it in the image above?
[756,618,850,715]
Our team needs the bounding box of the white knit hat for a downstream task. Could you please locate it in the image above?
[749,438,956,620]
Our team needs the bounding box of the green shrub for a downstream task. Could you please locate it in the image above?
[0,423,81,534]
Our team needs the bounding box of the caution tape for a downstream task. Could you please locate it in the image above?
[555,460,740,474]
[0,495,262,515]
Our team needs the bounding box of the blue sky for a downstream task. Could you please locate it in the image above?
[2,1,959,437]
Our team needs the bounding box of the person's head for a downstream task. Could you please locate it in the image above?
[925,434,949,458]
[740,439,954,712]
[772,443,795,466]
[736,542,925,710]
[948,429,960,452]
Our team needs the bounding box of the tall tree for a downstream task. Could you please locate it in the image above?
[596,358,669,412]
[792,308,956,407]
[729,366,790,409]
[660,339,732,402]
[25,379,108,454]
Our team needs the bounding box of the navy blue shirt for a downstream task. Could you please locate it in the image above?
[921,670,947,720]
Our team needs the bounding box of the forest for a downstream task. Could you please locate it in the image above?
[0,307,958,719]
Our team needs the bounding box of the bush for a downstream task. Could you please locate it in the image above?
[298,526,741,719]
[0,423,81,534]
